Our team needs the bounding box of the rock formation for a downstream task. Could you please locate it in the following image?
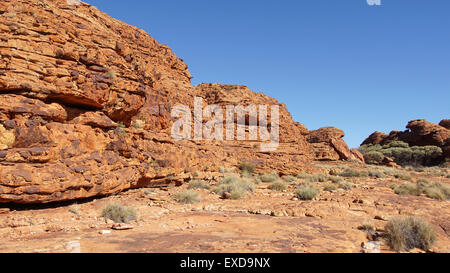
[0,0,357,203]
[362,119,450,160]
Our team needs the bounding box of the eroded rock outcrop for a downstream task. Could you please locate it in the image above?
[0,0,356,203]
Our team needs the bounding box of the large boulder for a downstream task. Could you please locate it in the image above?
[307,127,352,161]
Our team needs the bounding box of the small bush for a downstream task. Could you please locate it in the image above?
[239,162,255,173]
[394,183,421,196]
[339,169,369,178]
[421,181,450,201]
[260,173,280,183]
[384,217,437,251]
[368,170,385,178]
[359,223,376,235]
[393,179,450,200]
[394,172,412,181]
[219,166,234,173]
[297,172,312,179]
[102,203,137,223]
[173,190,201,204]
[323,184,337,192]
[338,181,353,190]
[328,175,343,183]
[282,175,297,183]
[268,181,287,191]
[296,185,319,200]
[364,151,384,164]
[311,173,329,182]
[212,176,253,200]
[187,180,210,190]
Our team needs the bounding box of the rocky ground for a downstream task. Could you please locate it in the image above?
[1,161,448,253]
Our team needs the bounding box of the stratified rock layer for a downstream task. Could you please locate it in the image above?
[0,0,356,203]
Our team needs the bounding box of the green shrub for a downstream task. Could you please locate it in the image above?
[173,190,201,204]
[364,151,384,164]
[239,162,255,173]
[323,184,337,192]
[311,173,329,182]
[282,175,297,183]
[260,173,279,183]
[393,180,450,200]
[296,185,319,200]
[268,181,287,191]
[219,166,235,173]
[339,169,369,178]
[297,172,312,179]
[394,183,421,196]
[211,176,254,200]
[328,175,343,183]
[421,181,450,201]
[102,203,137,223]
[338,181,353,190]
[187,180,210,190]
[394,172,412,181]
[384,217,437,251]
[368,170,385,178]
[359,142,443,167]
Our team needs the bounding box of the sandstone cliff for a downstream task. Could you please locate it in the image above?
[0,0,356,203]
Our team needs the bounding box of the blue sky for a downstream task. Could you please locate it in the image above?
[84,0,449,148]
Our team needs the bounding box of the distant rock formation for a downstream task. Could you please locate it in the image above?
[362,119,450,160]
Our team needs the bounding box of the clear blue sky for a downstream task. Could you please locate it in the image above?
[84,0,449,148]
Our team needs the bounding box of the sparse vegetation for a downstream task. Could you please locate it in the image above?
[384,216,437,252]
[282,175,296,183]
[260,173,280,183]
[339,169,369,178]
[368,170,385,178]
[219,166,235,173]
[323,184,337,192]
[392,179,450,200]
[101,203,137,223]
[187,179,210,190]
[359,222,376,235]
[297,172,312,179]
[328,175,343,183]
[239,162,255,174]
[393,183,421,196]
[296,185,319,200]
[268,181,287,191]
[338,181,353,190]
[173,190,201,204]
[211,176,254,200]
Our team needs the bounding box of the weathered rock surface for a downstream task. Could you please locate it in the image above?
[0,0,356,203]
[362,119,450,160]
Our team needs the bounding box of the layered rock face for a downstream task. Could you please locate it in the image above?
[362,119,450,160]
[0,0,356,203]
